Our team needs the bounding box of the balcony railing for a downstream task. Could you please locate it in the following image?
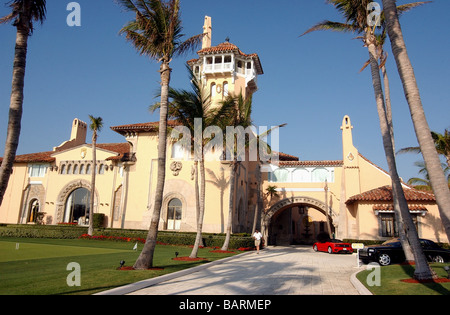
[204,62,233,74]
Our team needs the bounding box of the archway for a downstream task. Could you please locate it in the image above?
[63,188,90,224]
[262,196,334,246]
[55,180,97,224]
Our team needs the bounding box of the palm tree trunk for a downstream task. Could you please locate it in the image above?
[382,63,414,262]
[221,160,237,251]
[190,158,205,258]
[88,133,97,236]
[382,0,450,244]
[367,41,436,280]
[134,59,171,270]
[0,27,29,206]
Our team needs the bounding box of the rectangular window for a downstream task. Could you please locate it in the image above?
[380,214,397,237]
[28,164,48,178]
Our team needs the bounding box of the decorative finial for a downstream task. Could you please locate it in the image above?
[225,36,230,42]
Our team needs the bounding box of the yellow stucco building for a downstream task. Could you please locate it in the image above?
[0,17,447,245]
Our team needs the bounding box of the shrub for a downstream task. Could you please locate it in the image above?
[92,213,105,228]
[0,225,253,249]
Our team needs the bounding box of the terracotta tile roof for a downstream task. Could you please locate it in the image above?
[111,120,181,135]
[346,185,436,205]
[279,160,343,167]
[1,143,131,164]
[96,143,131,161]
[0,151,56,164]
[277,152,299,161]
[372,204,428,212]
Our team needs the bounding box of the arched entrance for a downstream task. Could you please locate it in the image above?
[63,187,91,224]
[262,196,334,246]
[55,180,97,225]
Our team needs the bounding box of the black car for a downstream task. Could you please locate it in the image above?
[358,238,450,266]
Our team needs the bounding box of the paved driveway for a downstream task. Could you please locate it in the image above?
[99,246,369,295]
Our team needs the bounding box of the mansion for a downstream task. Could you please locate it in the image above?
[0,17,447,245]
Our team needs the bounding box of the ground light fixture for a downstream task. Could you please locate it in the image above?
[175,252,179,258]
[119,260,125,268]
[444,266,450,279]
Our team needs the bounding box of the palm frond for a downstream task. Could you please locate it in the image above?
[1,0,47,33]
[397,1,432,17]
[117,0,202,61]
[300,20,358,37]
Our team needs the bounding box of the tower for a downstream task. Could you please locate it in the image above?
[188,17,263,108]
[338,115,360,239]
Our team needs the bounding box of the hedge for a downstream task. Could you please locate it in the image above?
[0,224,253,250]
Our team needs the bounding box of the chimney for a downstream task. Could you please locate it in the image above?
[202,16,212,49]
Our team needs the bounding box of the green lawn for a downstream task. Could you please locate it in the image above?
[356,263,450,295]
[0,237,241,295]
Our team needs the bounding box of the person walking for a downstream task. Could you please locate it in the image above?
[253,230,263,254]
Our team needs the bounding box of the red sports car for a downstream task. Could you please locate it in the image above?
[313,239,354,254]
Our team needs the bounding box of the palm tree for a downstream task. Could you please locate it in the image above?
[382,0,450,248]
[87,116,103,236]
[301,0,436,280]
[117,0,203,269]
[218,94,285,251]
[220,93,253,251]
[398,129,450,168]
[151,67,233,258]
[407,161,450,192]
[0,0,47,206]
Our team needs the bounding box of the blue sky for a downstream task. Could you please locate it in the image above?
[0,0,449,182]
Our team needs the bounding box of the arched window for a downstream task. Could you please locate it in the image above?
[60,165,66,175]
[86,164,91,175]
[271,168,289,183]
[79,164,85,175]
[99,164,105,174]
[311,167,329,183]
[167,198,182,230]
[171,141,185,159]
[63,188,91,224]
[67,164,72,175]
[223,82,229,97]
[211,83,216,98]
[27,199,39,223]
[73,165,78,175]
[292,168,310,183]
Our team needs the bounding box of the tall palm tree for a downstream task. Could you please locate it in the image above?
[153,68,233,258]
[218,94,285,251]
[117,0,203,269]
[398,129,450,168]
[301,0,436,280]
[382,0,450,247]
[87,116,103,236]
[0,0,46,206]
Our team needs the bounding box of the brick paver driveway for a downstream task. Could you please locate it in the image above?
[119,245,364,295]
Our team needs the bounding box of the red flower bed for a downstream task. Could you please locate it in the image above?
[401,278,450,284]
[79,234,146,244]
[237,247,254,251]
[172,257,208,261]
[117,266,164,271]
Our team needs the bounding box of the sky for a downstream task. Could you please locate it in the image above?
[0,0,449,183]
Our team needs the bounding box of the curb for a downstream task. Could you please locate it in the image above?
[95,251,254,295]
[350,270,373,295]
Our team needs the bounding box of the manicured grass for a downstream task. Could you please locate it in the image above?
[356,263,450,295]
[0,237,242,295]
